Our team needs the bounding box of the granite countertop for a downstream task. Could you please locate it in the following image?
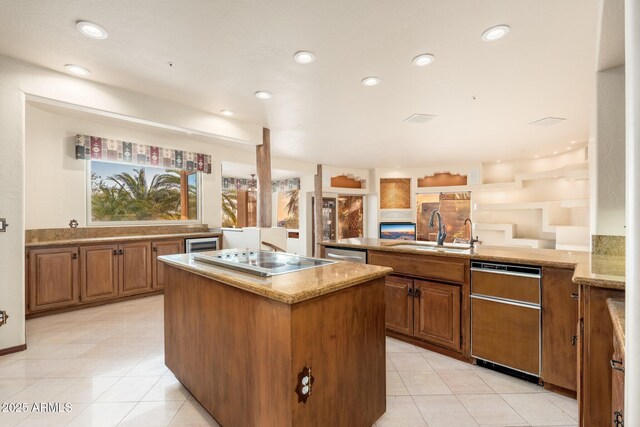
[159,252,392,304]
[321,238,625,290]
[607,298,625,357]
[25,231,222,248]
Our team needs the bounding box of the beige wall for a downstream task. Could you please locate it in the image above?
[593,65,626,236]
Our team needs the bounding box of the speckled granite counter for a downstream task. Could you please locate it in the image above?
[25,231,221,247]
[159,252,392,304]
[321,238,625,290]
[607,298,626,356]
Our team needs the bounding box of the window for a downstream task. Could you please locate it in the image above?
[90,160,199,223]
[277,189,299,229]
[416,192,471,243]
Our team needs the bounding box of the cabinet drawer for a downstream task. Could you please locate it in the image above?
[369,251,467,284]
[471,270,539,304]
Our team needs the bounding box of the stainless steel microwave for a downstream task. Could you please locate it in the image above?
[185,237,219,253]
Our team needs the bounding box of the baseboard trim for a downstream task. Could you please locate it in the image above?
[0,343,27,357]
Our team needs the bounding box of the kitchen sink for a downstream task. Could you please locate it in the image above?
[390,244,472,254]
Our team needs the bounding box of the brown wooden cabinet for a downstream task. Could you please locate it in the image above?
[611,332,624,427]
[152,239,184,290]
[27,246,79,312]
[541,267,578,392]
[80,244,119,302]
[383,274,461,352]
[372,250,469,357]
[414,280,461,351]
[577,284,624,426]
[385,275,413,335]
[119,241,152,296]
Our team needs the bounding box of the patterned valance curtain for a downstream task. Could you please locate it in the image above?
[272,178,300,193]
[222,177,301,192]
[75,134,212,174]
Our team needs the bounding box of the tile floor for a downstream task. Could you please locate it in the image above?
[0,295,578,426]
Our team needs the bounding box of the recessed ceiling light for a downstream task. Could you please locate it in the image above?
[64,64,90,76]
[566,147,571,150]
[220,110,234,116]
[496,160,501,163]
[76,21,108,39]
[412,54,435,66]
[293,51,315,64]
[361,77,380,86]
[481,25,511,42]
[570,140,576,144]
[254,91,272,100]
[553,151,559,155]
[534,155,539,159]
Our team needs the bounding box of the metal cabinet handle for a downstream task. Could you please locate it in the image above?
[614,410,624,426]
[113,249,118,256]
[571,335,578,346]
[152,246,157,252]
[326,253,363,261]
[72,252,78,260]
[413,288,421,298]
[570,292,579,300]
[407,288,414,297]
[610,359,625,372]
[118,249,124,255]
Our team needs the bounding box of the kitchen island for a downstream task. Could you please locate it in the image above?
[159,250,392,427]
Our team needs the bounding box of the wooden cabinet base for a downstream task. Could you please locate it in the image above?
[25,290,163,319]
[164,265,386,427]
[386,330,472,363]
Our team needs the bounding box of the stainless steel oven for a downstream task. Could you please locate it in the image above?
[185,237,219,253]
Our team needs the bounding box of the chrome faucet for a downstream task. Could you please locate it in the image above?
[429,210,446,246]
[464,218,480,249]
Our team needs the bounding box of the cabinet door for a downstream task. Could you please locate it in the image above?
[27,247,79,312]
[611,335,624,426]
[541,268,578,391]
[384,275,413,335]
[152,239,184,290]
[81,244,119,302]
[119,241,152,296]
[413,280,461,351]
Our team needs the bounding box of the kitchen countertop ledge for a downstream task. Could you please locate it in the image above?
[607,298,625,357]
[321,238,625,290]
[25,231,222,248]
[159,252,392,304]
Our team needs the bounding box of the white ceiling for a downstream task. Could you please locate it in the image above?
[221,161,301,180]
[0,0,597,168]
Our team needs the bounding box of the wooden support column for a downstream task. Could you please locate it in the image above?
[179,171,188,220]
[256,128,272,227]
[314,164,323,257]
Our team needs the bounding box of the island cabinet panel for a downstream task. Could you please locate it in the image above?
[368,250,467,284]
[80,244,119,302]
[27,246,79,312]
[290,277,386,426]
[119,241,152,296]
[541,268,578,393]
[413,280,461,351]
[385,275,413,335]
[152,239,184,290]
[163,265,386,427]
[577,285,624,427]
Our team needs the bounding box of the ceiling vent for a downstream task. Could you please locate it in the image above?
[403,114,437,123]
[530,117,566,126]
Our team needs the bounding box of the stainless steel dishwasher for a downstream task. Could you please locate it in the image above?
[323,246,368,264]
[470,261,542,378]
